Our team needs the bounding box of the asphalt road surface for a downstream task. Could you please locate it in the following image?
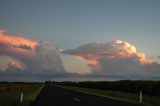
[32,85,138,106]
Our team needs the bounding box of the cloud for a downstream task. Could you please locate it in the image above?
[7,60,23,71]
[0,30,38,58]
[0,56,12,71]
[27,41,64,72]
[60,54,92,74]
[63,40,160,79]
[13,44,32,50]
[0,29,65,76]
[1,29,159,81]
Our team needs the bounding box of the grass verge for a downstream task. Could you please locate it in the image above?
[55,84,160,106]
[0,84,44,106]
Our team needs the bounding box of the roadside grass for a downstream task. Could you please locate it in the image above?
[0,84,44,106]
[55,84,160,106]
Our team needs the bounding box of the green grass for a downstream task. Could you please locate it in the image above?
[55,85,160,106]
[0,83,44,106]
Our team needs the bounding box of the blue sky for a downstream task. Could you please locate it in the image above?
[0,0,160,81]
[1,0,160,57]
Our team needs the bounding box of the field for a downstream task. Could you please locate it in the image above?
[0,83,44,106]
[0,80,160,106]
[55,80,160,106]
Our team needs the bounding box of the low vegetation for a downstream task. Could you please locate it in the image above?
[1,80,159,106]
[0,82,44,106]
[55,80,160,106]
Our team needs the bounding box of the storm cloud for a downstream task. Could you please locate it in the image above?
[0,29,160,81]
[63,40,160,79]
[0,30,64,74]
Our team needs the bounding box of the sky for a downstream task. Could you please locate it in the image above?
[0,0,160,81]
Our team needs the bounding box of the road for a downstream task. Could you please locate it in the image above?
[32,85,138,106]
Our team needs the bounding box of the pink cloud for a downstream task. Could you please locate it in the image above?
[7,61,23,70]
[63,40,160,78]
[0,29,64,72]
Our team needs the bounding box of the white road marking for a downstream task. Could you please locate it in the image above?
[73,98,80,102]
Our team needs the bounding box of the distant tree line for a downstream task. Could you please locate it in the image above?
[0,81,43,84]
[55,80,160,96]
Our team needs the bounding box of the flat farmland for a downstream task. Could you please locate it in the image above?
[0,83,44,106]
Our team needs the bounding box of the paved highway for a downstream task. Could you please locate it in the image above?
[32,85,138,106]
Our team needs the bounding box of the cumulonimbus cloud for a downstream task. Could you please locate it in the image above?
[63,40,160,78]
[0,29,64,73]
[0,28,160,80]
[7,61,23,71]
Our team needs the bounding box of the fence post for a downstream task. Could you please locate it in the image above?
[20,92,23,103]
[140,91,142,103]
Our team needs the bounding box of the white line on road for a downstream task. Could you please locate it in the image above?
[73,98,80,102]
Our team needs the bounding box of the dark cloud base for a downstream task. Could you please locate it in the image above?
[1,70,160,82]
